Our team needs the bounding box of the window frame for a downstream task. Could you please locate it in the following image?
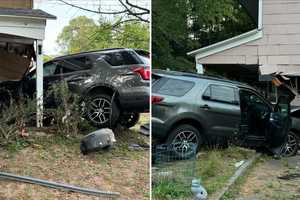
[202,84,239,105]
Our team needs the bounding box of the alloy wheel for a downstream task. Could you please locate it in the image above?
[281,132,298,157]
[87,97,111,125]
[171,130,198,156]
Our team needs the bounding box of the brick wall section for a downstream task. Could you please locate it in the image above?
[198,0,300,67]
[0,0,33,9]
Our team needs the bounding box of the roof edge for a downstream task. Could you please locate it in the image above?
[187,29,263,59]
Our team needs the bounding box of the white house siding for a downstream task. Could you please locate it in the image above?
[0,17,46,40]
[197,0,300,68]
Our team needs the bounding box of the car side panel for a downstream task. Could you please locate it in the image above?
[195,82,241,137]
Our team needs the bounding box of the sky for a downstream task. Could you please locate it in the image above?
[34,0,150,56]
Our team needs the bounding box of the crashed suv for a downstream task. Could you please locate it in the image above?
[0,48,150,128]
[152,70,298,157]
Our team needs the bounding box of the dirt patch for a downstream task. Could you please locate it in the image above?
[235,154,300,200]
[0,114,150,200]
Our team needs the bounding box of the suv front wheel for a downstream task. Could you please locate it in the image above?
[86,93,120,128]
[166,124,202,158]
[280,131,299,157]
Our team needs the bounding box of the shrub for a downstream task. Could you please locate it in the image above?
[47,81,85,136]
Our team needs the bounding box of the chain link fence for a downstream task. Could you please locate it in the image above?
[152,144,197,199]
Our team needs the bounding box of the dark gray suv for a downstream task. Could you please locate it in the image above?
[0,48,150,128]
[152,70,299,157]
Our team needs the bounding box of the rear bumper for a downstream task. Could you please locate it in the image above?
[118,86,149,113]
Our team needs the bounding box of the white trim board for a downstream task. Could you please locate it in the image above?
[188,29,263,59]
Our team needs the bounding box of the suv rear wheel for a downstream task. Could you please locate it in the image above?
[86,93,119,128]
[166,124,202,158]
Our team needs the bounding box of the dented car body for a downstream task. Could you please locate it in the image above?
[0,48,150,128]
[152,70,298,157]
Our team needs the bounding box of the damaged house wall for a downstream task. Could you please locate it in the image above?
[188,0,300,105]
[0,0,33,9]
[0,42,34,80]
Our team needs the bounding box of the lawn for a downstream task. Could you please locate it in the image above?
[152,146,256,200]
[0,114,150,200]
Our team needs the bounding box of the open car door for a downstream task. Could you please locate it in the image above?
[239,75,296,155]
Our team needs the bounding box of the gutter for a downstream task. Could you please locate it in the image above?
[187,29,262,59]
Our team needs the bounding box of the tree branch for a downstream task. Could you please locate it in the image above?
[57,0,149,23]
[118,0,150,23]
[58,0,127,15]
[125,0,150,13]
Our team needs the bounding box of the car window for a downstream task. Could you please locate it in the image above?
[30,62,57,79]
[54,62,76,75]
[65,56,93,69]
[203,85,236,104]
[103,51,143,66]
[153,77,194,97]
[44,62,57,77]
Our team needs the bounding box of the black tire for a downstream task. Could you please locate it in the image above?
[80,142,88,155]
[166,124,202,158]
[119,113,140,128]
[86,93,120,128]
[281,131,299,157]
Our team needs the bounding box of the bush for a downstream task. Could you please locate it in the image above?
[0,97,35,147]
[47,81,88,136]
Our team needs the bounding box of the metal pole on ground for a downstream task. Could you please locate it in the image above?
[0,172,120,198]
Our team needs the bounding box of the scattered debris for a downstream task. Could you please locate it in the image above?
[235,160,245,168]
[0,171,120,198]
[80,129,116,155]
[139,123,149,136]
[278,173,300,180]
[128,143,149,151]
[191,179,208,200]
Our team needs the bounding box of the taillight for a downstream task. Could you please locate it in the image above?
[132,67,150,80]
[152,96,164,104]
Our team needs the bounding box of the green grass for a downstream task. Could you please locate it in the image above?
[0,114,150,199]
[152,147,255,200]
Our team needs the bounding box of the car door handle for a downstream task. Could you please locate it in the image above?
[200,104,210,110]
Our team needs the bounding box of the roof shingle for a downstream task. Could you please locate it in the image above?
[0,7,56,19]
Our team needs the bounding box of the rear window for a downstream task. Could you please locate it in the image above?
[152,77,195,97]
[103,51,143,66]
[203,84,236,103]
